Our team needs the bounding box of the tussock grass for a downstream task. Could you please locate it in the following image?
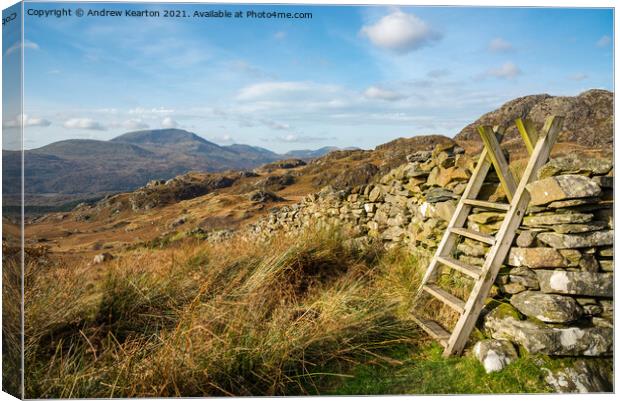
[23,228,422,397]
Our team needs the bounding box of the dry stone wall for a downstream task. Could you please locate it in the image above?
[250,144,614,377]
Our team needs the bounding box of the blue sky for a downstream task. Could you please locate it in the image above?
[3,2,614,152]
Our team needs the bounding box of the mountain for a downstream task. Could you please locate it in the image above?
[2,129,341,199]
[223,144,281,163]
[284,146,356,159]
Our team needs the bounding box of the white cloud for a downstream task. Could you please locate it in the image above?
[237,81,339,101]
[261,119,291,130]
[568,73,588,81]
[596,35,611,47]
[360,10,442,53]
[277,134,331,143]
[2,113,52,128]
[274,31,287,40]
[489,38,513,52]
[363,86,406,101]
[161,117,179,128]
[63,118,106,130]
[5,40,39,56]
[123,119,149,130]
[128,107,174,115]
[486,62,521,79]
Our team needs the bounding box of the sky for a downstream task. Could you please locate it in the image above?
[2,2,614,152]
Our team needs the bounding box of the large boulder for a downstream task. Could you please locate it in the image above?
[510,291,582,323]
[535,270,613,297]
[483,304,612,356]
[526,175,601,206]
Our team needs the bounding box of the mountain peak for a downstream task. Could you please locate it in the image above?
[111,128,213,146]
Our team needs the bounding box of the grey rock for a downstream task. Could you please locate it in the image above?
[368,186,383,202]
[547,197,600,208]
[543,359,613,393]
[551,221,607,234]
[523,213,593,226]
[507,247,573,268]
[537,156,612,179]
[526,175,601,206]
[483,304,612,356]
[473,340,518,373]
[510,291,582,323]
[592,175,613,189]
[424,187,457,203]
[516,230,537,247]
[537,230,613,249]
[536,270,613,297]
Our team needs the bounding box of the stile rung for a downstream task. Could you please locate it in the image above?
[411,315,450,346]
[450,227,496,245]
[423,284,466,313]
[436,256,482,279]
[462,199,510,211]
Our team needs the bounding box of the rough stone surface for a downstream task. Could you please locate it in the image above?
[543,359,613,393]
[510,291,582,323]
[537,156,613,179]
[483,304,612,356]
[473,340,519,373]
[536,270,613,297]
[526,175,601,206]
[537,230,613,249]
[507,247,571,268]
[523,213,593,226]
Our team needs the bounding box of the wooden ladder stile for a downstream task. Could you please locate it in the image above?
[410,115,564,357]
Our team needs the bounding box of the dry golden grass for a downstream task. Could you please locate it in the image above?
[22,228,430,398]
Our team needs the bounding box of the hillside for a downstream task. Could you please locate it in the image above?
[455,89,613,156]
[2,129,353,208]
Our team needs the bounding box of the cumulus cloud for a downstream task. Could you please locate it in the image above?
[3,113,51,128]
[568,73,588,81]
[360,10,442,53]
[488,37,513,52]
[63,118,106,130]
[596,35,611,47]
[161,117,179,128]
[5,40,39,56]
[122,119,149,130]
[363,86,406,101]
[486,62,521,79]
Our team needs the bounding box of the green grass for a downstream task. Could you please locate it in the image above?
[21,227,553,397]
[326,343,552,395]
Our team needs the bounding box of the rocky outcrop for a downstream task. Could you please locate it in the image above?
[455,89,613,151]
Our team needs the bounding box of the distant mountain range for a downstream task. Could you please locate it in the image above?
[2,129,355,196]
